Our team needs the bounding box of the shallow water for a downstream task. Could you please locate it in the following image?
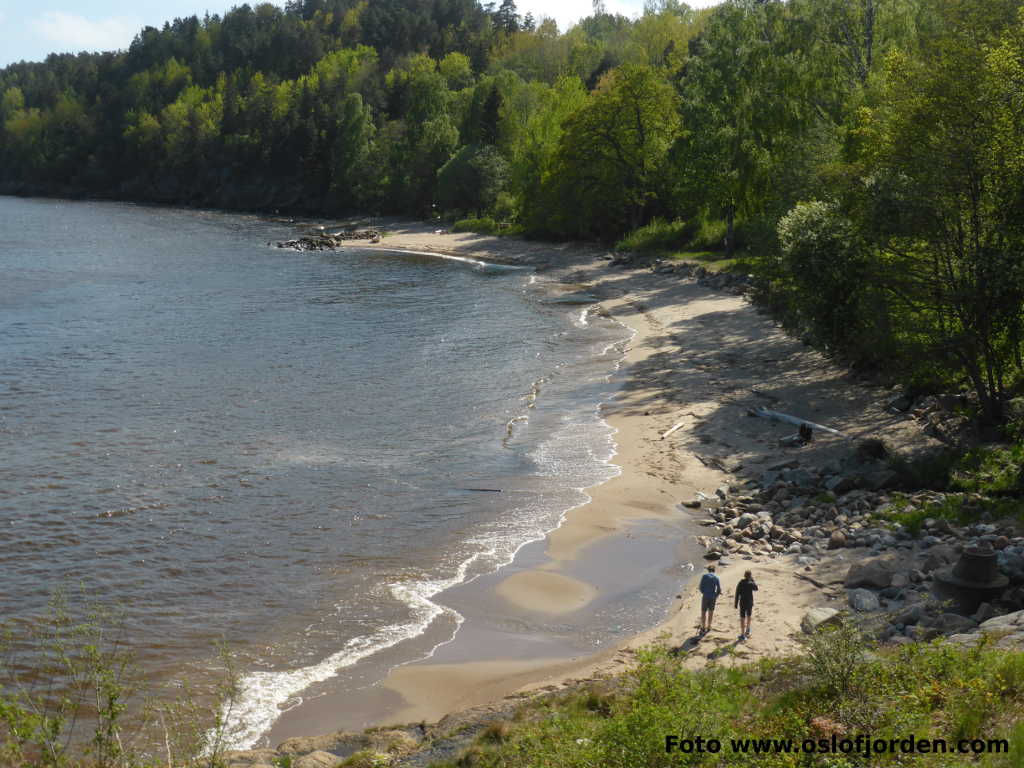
[0,197,634,745]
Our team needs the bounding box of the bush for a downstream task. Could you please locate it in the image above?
[451,217,501,235]
[777,200,870,349]
[798,616,870,699]
[614,218,692,252]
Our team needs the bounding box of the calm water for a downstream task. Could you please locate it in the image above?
[0,197,631,745]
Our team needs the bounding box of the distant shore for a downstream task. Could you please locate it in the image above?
[245,220,930,746]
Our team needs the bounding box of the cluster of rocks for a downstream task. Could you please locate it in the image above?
[650,259,752,294]
[223,727,421,768]
[886,391,975,446]
[275,229,382,251]
[685,459,1024,648]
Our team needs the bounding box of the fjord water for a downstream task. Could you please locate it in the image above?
[0,197,631,744]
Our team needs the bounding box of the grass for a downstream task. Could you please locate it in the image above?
[613,218,753,273]
[426,625,1024,768]
[449,217,523,237]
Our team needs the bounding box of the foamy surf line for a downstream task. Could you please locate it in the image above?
[364,246,527,272]
[220,293,635,750]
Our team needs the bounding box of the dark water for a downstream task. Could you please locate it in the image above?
[0,197,632,745]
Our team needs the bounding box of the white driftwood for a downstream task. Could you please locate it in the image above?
[751,406,848,438]
[660,420,687,440]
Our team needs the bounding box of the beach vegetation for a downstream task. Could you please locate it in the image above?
[423,627,1024,768]
[0,591,240,768]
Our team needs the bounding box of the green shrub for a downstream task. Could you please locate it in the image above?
[451,217,501,235]
[952,444,1024,495]
[614,218,692,252]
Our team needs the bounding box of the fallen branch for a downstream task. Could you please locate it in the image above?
[748,406,848,438]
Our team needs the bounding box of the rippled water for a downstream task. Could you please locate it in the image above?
[0,197,631,744]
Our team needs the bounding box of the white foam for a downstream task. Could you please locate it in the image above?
[220,289,637,750]
[368,247,526,273]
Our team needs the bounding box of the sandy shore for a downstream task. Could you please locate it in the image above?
[266,220,928,739]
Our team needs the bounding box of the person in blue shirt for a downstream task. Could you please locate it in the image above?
[698,564,722,635]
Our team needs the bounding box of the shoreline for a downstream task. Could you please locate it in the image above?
[239,220,933,752]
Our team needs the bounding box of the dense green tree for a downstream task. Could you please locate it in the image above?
[852,0,1024,420]
[540,64,679,238]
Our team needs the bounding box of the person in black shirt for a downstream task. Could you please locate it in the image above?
[734,570,758,640]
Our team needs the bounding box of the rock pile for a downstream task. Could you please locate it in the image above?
[275,229,382,251]
[688,460,1024,648]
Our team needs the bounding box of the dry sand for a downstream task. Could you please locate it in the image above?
[300,221,927,729]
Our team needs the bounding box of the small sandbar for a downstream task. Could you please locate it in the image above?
[495,570,598,614]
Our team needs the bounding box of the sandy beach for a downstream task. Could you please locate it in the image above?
[261,221,929,743]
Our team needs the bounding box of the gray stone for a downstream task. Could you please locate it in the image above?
[972,602,999,624]
[801,606,842,634]
[849,588,881,612]
[891,572,910,589]
[979,609,1024,632]
[927,613,977,635]
[845,554,900,589]
[894,603,926,626]
[921,545,958,573]
[295,751,343,768]
[828,530,847,550]
[825,475,860,494]
[737,513,758,530]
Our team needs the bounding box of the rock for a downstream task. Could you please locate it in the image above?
[295,751,344,768]
[849,588,881,612]
[890,572,909,589]
[716,485,729,500]
[802,607,841,633]
[681,499,702,509]
[828,530,847,550]
[894,603,926,626]
[921,545,958,574]
[979,609,1024,632]
[736,513,758,530]
[224,749,280,767]
[927,613,977,635]
[845,555,900,589]
[865,470,901,491]
[825,475,860,494]
[972,602,999,624]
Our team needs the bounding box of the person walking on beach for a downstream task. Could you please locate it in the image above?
[698,564,722,635]
[734,570,758,640]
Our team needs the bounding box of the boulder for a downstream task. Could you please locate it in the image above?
[979,609,1024,632]
[801,606,842,634]
[926,613,977,635]
[849,588,881,612]
[224,750,279,768]
[921,545,958,574]
[845,555,900,589]
[893,603,926,626]
[295,752,343,768]
[828,530,847,550]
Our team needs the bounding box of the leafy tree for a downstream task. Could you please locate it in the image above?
[853,0,1024,420]
[540,64,679,239]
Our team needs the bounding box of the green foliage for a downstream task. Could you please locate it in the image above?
[451,217,502,235]
[614,217,691,252]
[952,444,1024,497]
[798,617,871,698]
[776,200,870,349]
[538,64,680,240]
[431,639,1024,768]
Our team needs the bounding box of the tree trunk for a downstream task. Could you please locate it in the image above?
[724,203,736,257]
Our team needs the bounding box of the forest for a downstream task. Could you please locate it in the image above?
[3,0,1024,423]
